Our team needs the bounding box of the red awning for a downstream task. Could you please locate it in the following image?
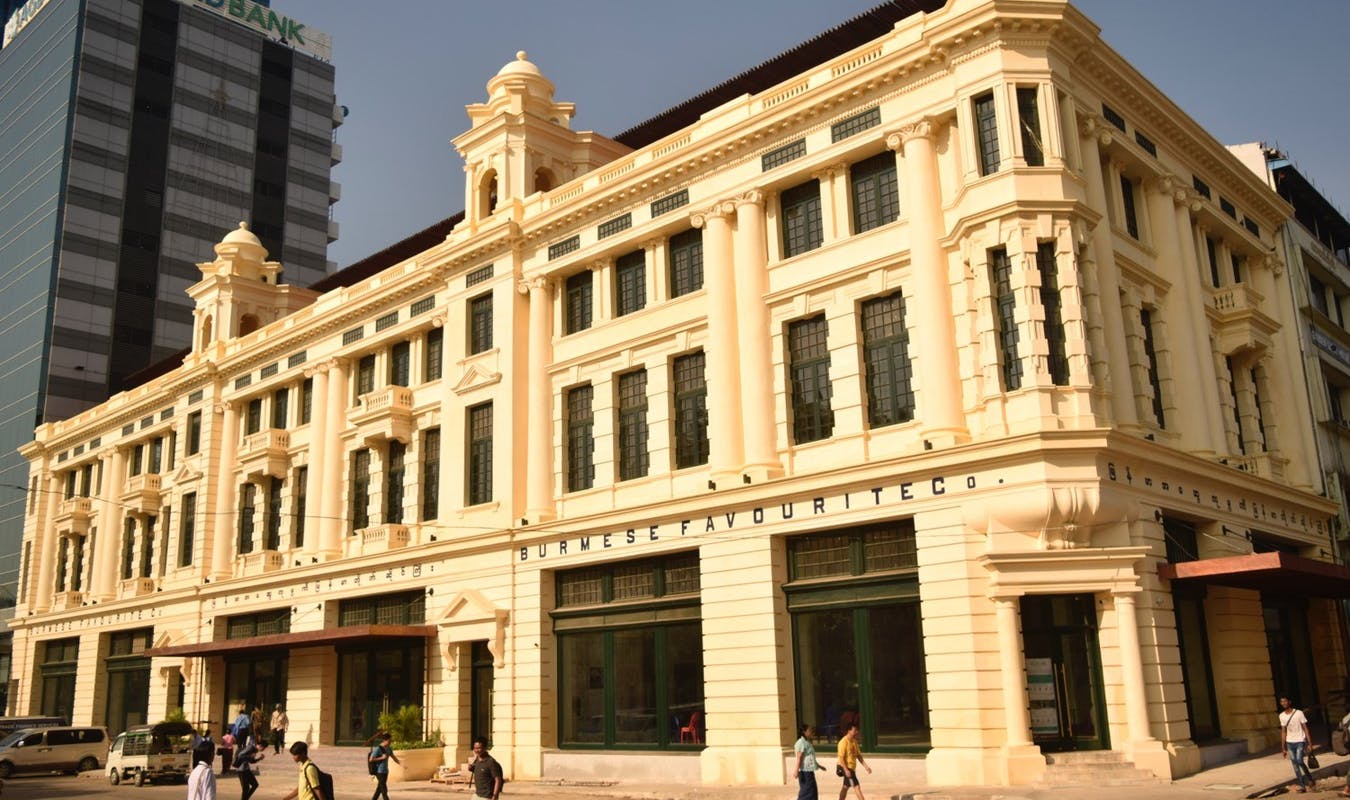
[1158,552,1350,598]
[145,624,437,658]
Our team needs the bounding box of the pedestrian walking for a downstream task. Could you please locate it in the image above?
[270,705,289,755]
[234,737,265,800]
[1279,696,1316,793]
[187,743,217,800]
[280,742,327,800]
[368,731,400,800]
[469,736,503,800]
[793,722,825,800]
[835,721,870,800]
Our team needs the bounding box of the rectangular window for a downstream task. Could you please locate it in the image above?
[974,91,1000,176]
[668,229,704,298]
[617,370,649,481]
[293,466,307,548]
[1227,356,1246,453]
[245,398,262,435]
[351,450,371,531]
[831,107,881,143]
[56,538,68,592]
[787,316,834,444]
[148,437,163,474]
[781,180,823,258]
[566,271,594,334]
[300,378,313,424]
[356,354,376,400]
[178,493,196,566]
[469,294,494,354]
[1206,237,1221,288]
[850,152,899,234]
[990,247,1022,391]
[1141,308,1166,428]
[272,388,289,429]
[64,472,75,500]
[425,328,444,381]
[566,385,595,492]
[422,428,440,521]
[465,264,494,286]
[121,517,136,580]
[238,483,256,555]
[265,477,283,550]
[389,341,411,387]
[1037,242,1069,386]
[1016,87,1044,167]
[1231,253,1244,284]
[614,251,646,317]
[1120,175,1140,239]
[386,441,406,524]
[762,139,806,171]
[467,403,493,505]
[673,352,709,469]
[1251,367,1267,447]
[130,444,143,476]
[861,292,915,428]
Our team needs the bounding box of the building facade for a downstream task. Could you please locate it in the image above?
[9,0,1349,788]
[0,0,341,621]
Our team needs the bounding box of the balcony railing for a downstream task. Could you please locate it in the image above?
[53,497,94,535]
[240,429,291,480]
[122,474,162,515]
[352,387,414,446]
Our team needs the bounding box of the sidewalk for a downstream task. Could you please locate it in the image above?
[338,750,1350,800]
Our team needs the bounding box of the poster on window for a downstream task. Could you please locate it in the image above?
[1026,657,1059,736]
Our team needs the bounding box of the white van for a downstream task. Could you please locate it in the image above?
[106,722,194,785]
[0,725,108,777]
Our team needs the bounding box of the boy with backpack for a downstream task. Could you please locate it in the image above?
[367,732,400,800]
[281,741,331,800]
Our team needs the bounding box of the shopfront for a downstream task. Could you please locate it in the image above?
[334,590,428,745]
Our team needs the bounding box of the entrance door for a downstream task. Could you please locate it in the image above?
[222,653,288,735]
[1021,594,1109,752]
[336,642,424,745]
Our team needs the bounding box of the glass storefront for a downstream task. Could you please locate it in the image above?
[334,590,428,745]
[38,637,79,723]
[105,629,152,736]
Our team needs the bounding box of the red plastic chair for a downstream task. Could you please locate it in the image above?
[679,711,703,743]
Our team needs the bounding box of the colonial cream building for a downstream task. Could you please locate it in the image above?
[10,0,1349,788]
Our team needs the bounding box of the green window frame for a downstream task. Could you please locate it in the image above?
[245,398,262,435]
[300,379,313,425]
[974,91,1000,176]
[565,271,593,334]
[293,468,307,548]
[338,590,425,626]
[668,229,703,298]
[614,250,646,317]
[469,294,493,354]
[781,179,823,258]
[990,247,1022,391]
[467,403,493,505]
[351,449,371,530]
[566,384,595,492]
[421,428,440,521]
[787,315,834,444]
[356,354,376,401]
[1120,174,1140,239]
[849,152,899,234]
[1036,242,1069,386]
[861,292,914,428]
[1141,308,1165,428]
[1016,86,1044,167]
[238,483,256,554]
[616,370,649,481]
[425,327,444,381]
[187,411,202,454]
[672,352,708,468]
[272,388,289,429]
[389,341,411,387]
[265,477,283,550]
[386,440,406,524]
[225,609,292,638]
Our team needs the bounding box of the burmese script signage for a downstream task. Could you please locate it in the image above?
[187,0,331,61]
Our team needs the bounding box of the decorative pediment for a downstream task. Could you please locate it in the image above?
[452,364,502,396]
[154,629,193,686]
[437,588,509,669]
[172,461,204,485]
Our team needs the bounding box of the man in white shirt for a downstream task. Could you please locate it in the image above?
[187,743,217,800]
[1279,696,1316,793]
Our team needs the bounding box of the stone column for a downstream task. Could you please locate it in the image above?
[319,358,348,556]
[1077,117,1138,428]
[888,121,967,443]
[693,202,744,482]
[732,191,781,481]
[993,596,1045,784]
[1113,591,1170,776]
[33,473,62,611]
[521,278,555,521]
[303,364,330,557]
[91,447,125,599]
[210,401,240,579]
[1170,192,1228,451]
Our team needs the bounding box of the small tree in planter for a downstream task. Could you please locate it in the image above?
[375,705,443,782]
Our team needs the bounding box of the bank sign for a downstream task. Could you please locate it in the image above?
[187,0,332,61]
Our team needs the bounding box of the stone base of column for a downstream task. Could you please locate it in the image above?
[699,744,785,785]
[739,463,783,485]
[1002,743,1048,785]
[1125,739,1175,780]
[926,746,1011,786]
[1160,739,1202,779]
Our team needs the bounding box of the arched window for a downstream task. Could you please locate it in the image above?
[239,314,260,336]
[479,169,499,217]
[200,315,213,348]
[534,167,556,194]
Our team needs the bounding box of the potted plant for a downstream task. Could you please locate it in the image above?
[376,705,444,782]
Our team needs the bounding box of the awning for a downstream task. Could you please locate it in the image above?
[145,624,437,658]
[1158,552,1350,598]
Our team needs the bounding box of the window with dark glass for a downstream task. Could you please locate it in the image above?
[781,179,823,258]
[1037,242,1069,386]
[149,437,163,474]
[1206,237,1221,288]
[787,521,927,752]
[351,449,371,531]
[300,379,313,424]
[138,516,155,578]
[565,271,593,334]
[566,385,595,492]
[1141,308,1165,427]
[672,352,709,468]
[788,315,834,444]
[225,609,291,638]
[1120,175,1140,239]
[469,294,493,354]
[1231,253,1244,284]
[1251,366,1267,448]
[272,388,289,429]
[293,466,307,548]
[390,341,411,387]
[1227,356,1246,453]
[245,398,262,435]
[850,152,899,234]
[422,428,440,521]
[615,251,646,317]
[121,517,136,580]
[425,328,443,381]
[1016,87,1044,167]
[468,403,493,505]
[974,91,1000,176]
[178,492,196,567]
[990,247,1022,391]
[555,551,703,750]
[130,444,143,476]
[338,590,425,626]
[386,441,406,524]
[1309,274,1329,316]
[238,483,256,555]
[669,229,703,298]
[265,477,283,550]
[617,370,649,481]
[861,292,914,428]
[356,354,376,400]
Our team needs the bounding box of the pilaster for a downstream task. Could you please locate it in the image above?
[521,277,555,522]
[209,401,239,580]
[732,191,781,481]
[692,202,744,483]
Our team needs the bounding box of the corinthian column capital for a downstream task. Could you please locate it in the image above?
[516,276,552,296]
[734,190,765,209]
[886,118,935,151]
[691,200,736,229]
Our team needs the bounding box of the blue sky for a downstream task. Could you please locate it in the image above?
[277,0,1350,268]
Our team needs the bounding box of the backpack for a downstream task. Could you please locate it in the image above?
[233,745,254,770]
[367,745,381,776]
[304,761,335,800]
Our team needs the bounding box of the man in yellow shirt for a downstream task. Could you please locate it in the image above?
[836,722,870,800]
[279,742,327,800]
